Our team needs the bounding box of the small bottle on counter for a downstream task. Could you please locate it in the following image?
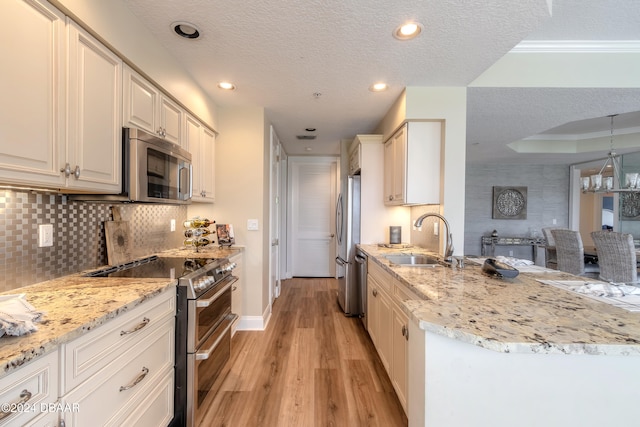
[184,228,212,238]
[183,218,214,228]
[183,237,211,247]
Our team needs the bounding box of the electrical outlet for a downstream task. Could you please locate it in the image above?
[433,222,439,236]
[552,218,557,225]
[247,219,259,231]
[170,219,176,232]
[38,224,53,247]
[509,250,514,256]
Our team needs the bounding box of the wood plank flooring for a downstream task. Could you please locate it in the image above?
[199,277,408,427]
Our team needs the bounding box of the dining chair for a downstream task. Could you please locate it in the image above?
[551,229,600,278]
[541,227,560,269]
[590,231,637,283]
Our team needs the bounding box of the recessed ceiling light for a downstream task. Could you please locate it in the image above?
[305,147,312,151]
[393,21,423,40]
[305,127,316,132]
[172,21,200,39]
[217,81,236,91]
[369,82,388,92]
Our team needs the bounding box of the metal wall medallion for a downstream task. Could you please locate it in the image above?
[492,186,527,219]
[620,192,640,219]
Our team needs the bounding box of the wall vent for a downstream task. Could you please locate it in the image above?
[296,135,316,140]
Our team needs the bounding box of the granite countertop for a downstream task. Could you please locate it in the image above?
[0,275,175,379]
[359,244,640,356]
[157,245,243,259]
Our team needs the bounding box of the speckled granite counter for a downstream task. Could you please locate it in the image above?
[359,244,640,356]
[157,245,243,259]
[0,275,175,379]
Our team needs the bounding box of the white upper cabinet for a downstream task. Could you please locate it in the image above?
[187,113,215,203]
[67,20,122,192]
[0,0,66,188]
[123,65,185,148]
[383,121,442,206]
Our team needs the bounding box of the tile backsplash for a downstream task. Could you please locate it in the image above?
[0,190,186,292]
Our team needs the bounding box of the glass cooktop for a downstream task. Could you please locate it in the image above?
[84,256,216,279]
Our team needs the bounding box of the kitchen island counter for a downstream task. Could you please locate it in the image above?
[0,275,175,379]
[359,244,640,427]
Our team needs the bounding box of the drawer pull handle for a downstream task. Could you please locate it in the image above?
[372,289,378,297]
[120,317,150,336]
[402,325,409,340]
[0,389,32,420]
[119,367,149,392]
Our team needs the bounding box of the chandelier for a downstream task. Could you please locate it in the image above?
[581,114,638,193]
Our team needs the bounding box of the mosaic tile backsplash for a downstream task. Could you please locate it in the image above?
[0,190,187,292]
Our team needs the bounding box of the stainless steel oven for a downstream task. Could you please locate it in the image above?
[84,255,238,427]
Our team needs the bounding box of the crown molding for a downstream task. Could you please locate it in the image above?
[511,40,640,53]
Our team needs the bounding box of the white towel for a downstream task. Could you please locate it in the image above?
[495,256,534,267]
[0,295,44,337]
[571,283,640,297]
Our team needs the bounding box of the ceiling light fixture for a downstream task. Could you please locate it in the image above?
[172,21,200,39]
[581,114,639,193]
[305,128,316,132]
[217,81,236,91]
[369,82,388,92]
[393,21,423,40]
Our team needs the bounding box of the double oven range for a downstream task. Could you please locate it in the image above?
[85,254,238,427]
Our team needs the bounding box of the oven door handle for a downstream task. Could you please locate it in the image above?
[195,318,235,361]
[196,276,238,308]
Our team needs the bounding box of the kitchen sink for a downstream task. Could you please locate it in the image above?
[384,254,441,267]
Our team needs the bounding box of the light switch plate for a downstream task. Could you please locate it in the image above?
[170,219,176,232]
[38,224,53,247]
[247,219,259,231]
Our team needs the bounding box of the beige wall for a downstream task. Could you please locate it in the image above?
[52,0,218,129]
[209,106,269,320]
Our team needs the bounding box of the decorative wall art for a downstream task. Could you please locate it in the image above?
[492,186,527,219]
[620,192,640,219]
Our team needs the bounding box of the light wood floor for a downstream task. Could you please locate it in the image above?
[199,277,408,427]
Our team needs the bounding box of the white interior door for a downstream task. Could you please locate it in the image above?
[289,157,338,277]
[269,126,281,300]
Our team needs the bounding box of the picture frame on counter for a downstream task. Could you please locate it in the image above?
[216,224,235,246]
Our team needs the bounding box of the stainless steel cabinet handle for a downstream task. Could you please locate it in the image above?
[196,320,233,360]
[60,163,71,177]
[388,195,393,201]
[120,317,150,336]
[0,389,32,420]
[402,325,409,340]
[232,285,237,291]
[355,255,366,264]
[73,165,81,179]
[119,367,149,392]
[196,278,236,307]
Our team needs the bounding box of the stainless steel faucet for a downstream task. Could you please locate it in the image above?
[414,213,454,262]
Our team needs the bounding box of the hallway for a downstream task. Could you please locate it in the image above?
[200,277,408,426]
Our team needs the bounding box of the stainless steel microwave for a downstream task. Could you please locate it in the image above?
[72,128,192,204]
[125,127,192,204]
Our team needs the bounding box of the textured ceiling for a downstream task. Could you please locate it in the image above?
[121,0,640,163]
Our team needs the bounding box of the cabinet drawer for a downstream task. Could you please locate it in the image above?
[0,351,58,427]
[62,317,174,427]
[106,369,173,427]
[393,280,422,304]
[368,261,392,293]
[62,289,175,393]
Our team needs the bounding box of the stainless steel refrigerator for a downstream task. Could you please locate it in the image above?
[335,175,362,316]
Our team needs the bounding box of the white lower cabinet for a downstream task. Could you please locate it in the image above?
[0,350,58,427]
[367,260,415,414]
[60,290,175,426]
[0,290,175,427]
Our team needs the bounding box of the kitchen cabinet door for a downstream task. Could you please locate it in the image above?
[159,95,183,146]
[392,303,409,413]
[384,121,441,205]
[230,252,243,335]
[123,65,159,136]
[67,20,122,193]
[188,114,215,203]
[0,0,66,188]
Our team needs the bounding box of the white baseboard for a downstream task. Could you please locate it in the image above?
[236,304,272,331]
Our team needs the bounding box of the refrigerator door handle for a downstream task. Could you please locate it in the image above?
[335,256,348,266]
[336,193,343,245]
